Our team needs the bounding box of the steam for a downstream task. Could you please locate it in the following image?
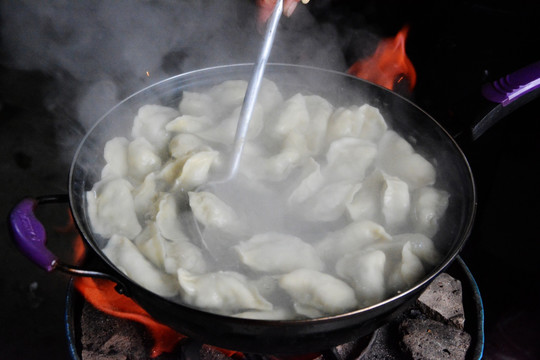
[1,0,349,163]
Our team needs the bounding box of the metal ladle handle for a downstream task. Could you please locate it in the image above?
[226,0,283,180]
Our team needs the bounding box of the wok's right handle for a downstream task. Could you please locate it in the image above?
[471,61,540,140]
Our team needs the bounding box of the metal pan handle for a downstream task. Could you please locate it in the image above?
[8,195,129,294]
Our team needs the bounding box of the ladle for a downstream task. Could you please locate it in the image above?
[191,0,283,250]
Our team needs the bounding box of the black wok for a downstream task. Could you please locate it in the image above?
[9,63,540,354]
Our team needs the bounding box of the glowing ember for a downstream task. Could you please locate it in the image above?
[348,26,417,91]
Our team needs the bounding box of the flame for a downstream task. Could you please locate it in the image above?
[348,25,416,91]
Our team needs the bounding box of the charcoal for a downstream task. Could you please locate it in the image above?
[80,302,151,360]
[400,318,471,360]
[417,273,465,329]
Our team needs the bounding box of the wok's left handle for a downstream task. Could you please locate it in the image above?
[472,61,540,140]
[9,195,67,271]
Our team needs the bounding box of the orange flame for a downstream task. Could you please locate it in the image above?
[348,25,416,91]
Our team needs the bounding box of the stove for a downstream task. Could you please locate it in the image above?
[64,257,484,359]
[1,1,539,359]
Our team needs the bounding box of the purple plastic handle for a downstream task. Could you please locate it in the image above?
[482,61,540,106]
[9,198,58,271]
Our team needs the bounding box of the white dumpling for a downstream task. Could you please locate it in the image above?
[303,95,333,155]
[188,191,242,233]
[87,178,142,239]
[177,269,272,313]
[179,91,214,117]
[256,78,284,114]
[101,137,129,179]
[155,193,189,242]
[391,233,441,266]
[168,133,211,159]
[233,308,292,320]
[159,151,218,191]
[381,172,411,230]
[197,104,264,144]
[388,241,425,292]
[127,137,162,181]
[266,93,310,140]
[103,234,178,297]
[326,104,387,143]
[208,80,248,110]
[132,173,158,221]
[302,181,362,222]
[165,114,214,134]
[336,249,387,307]
[316,220,392,262]
[235,232,324,273]
[279,269,357,317]
[163,240,207,275]
[377,131,436,189]
[132,104,179,152]
[410,187,449,237]
[324,137,377,182]
[288,158,325,206]
[134,223,206,275]
[346,170,384,222]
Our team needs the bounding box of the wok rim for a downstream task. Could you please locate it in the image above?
[67,63,477,326]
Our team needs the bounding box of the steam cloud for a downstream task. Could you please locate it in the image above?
[1,0,351,164]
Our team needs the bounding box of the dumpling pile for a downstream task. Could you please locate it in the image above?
[87,78,449,319]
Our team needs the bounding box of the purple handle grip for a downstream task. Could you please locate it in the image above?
[9,198,58,271]
[482,61,540,106]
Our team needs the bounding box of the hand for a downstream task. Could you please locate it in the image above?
[257,0,301,23]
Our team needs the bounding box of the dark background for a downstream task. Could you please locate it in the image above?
[2,1,539,359]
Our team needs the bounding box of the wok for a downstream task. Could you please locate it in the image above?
[9,63,540,354]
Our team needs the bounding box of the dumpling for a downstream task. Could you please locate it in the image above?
[346,170,384,222]
[208,80,248,110]
[235,232,324,273]
[132,173,158,221]
[377,130,436,189]
[303,95,333,155]
[177,269,272,313]
[324,137,377,182]
[410,187,450,237]
[326,104,387,143]
[387,241,425,292]
[103,234,178,297]
[316,220,392,262]
[391,233,441,266]
[132,104,179,152]
[165,114,214,134]
[335,249,387,307]
[288,158,325,206]
[265,93,310,140]
[127,137,162,181]
[256,78,284,115]
[279,269,357,318]
[381,172,411,230]
[155,193,189,242]
[101,137,129,179]
[87,178,142,239]
[168,133,211,159]
[159,151,219,191]
[134,223,206,275]
[179,91,214,117]
[301,181,362,222]
[188,191,243,234]
[197,103,264,144]
[233,308,292,320]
